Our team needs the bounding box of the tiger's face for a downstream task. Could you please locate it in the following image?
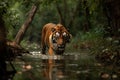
[50,24,71,54]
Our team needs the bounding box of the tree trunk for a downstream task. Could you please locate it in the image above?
[0,15,16,80]
[68,0,81,29]
[14,4,38,45]
[104,0,120,37]
[83,0,91,32]
[0,20,6,79]
[0,16,6,54]
[55,0,81,29]
[55,2,65,26]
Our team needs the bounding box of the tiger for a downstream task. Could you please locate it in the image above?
[41,23,72,55]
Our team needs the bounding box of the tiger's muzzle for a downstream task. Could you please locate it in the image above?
[57,44,65,51]
[53,43,65,54]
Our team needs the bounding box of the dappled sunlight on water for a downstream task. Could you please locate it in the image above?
[13,52,120,80]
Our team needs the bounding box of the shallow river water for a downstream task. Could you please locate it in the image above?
[12,52,120,80]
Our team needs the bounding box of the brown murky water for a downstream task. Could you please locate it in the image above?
[13,52,120,80]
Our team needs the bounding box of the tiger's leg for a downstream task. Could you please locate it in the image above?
[41,26,46,54]
[41,43,46,54]
[48,47,54,55]
[41,33,46,54]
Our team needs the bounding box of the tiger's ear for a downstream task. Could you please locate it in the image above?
[51,28,56,32]
[67,33,72,43]
[66,28,70,32]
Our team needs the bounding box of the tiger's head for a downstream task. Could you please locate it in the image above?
[50,24,72,54]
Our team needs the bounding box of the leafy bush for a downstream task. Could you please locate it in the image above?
[66,27,104,52]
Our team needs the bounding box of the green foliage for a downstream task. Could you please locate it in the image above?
[0,0,8,15]
[4,1,24,40]
[66,26,105,52]
[2,0,119,56]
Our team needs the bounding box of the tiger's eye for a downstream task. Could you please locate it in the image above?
[55,32,60,37]
[63,32,67,36]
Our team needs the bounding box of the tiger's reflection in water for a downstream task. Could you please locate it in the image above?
[42,58,66,80]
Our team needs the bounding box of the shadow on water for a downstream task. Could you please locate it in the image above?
[13,52,120,80]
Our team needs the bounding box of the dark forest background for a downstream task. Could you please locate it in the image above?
[0,0,120,58]
[1,0,119,51]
